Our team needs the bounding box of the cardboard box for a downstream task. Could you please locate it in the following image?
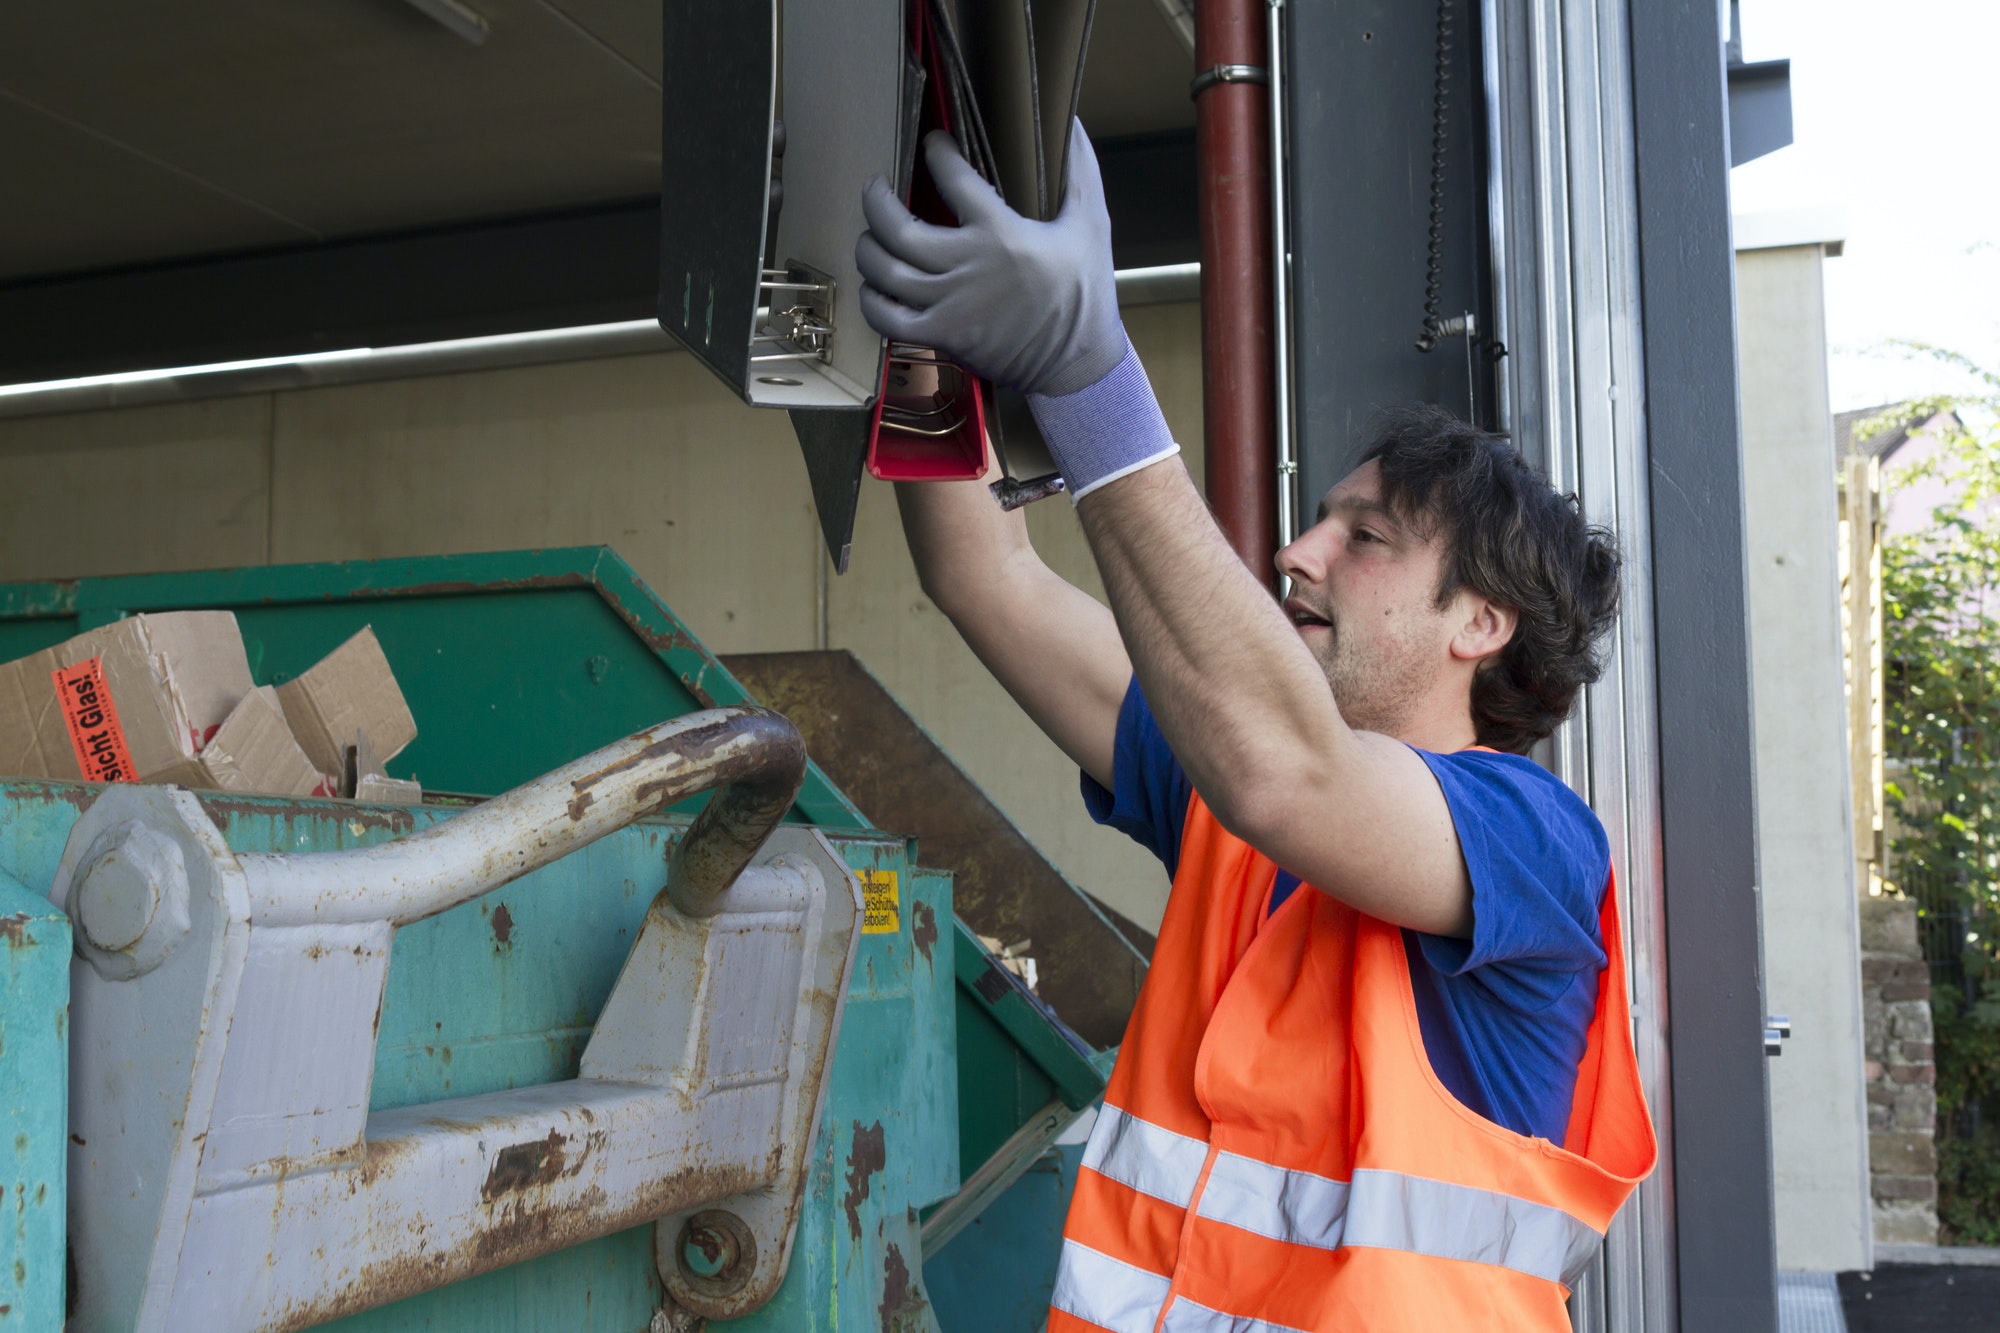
[0,612,253,784]
[277,628,417,779]
[0,613,421,802]
[184,687,328,799]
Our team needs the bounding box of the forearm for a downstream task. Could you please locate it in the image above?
[1020,346,1352,828]
[893,466,1032,613]
[1074,461,1469,933]
[1075,463,1354,829]
[894,474,1130,784]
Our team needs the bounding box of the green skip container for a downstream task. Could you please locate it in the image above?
[0,547,1147,1332]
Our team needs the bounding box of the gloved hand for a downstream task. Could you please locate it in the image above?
[856,121,1126,399]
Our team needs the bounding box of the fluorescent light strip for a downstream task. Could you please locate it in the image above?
[0,319,659,400]
[0,264,1202,407]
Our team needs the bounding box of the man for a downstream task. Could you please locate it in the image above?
[858,125,1655,1330]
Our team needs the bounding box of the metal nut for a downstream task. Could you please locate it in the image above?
[72,823,190,977]
[673,1210,756,1296]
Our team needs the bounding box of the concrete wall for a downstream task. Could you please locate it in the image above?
[1735,240,1873,1271]
[0,301,1205,933]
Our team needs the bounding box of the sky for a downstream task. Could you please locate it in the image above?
[1733,0,2000,414]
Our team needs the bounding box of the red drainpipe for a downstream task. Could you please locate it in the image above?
[1194,0,1277,585]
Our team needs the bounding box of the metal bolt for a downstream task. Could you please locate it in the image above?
[76,825,184,955]
[79,852,156,949]
[680,1221,737,1279]
[672,1209,756,1295]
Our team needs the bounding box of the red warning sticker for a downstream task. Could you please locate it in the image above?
[53,657,136,783]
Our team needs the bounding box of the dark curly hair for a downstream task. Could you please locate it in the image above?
[1362,405,1621,754]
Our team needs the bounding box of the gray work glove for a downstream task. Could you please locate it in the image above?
[856,122,1127,399]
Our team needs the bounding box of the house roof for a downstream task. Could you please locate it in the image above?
[1834,404,1961,464]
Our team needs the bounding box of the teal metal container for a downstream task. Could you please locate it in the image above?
[0,548,1109,1330]
[1,868,68,1332]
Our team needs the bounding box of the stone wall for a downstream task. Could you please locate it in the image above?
[1860,895,1940,1243]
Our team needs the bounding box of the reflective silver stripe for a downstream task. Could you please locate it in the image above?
[1344,1167,1603,1286]
[1050,1240,1171,1333]
[1195,1151,1350,1249]
[1081,1108,1601,1289]
[1081,1105,1209,1208]
[1198,1156,1601,1286]
[1159,1296,1312,1333]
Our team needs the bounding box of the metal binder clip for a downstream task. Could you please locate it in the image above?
[880,346,970,438]
[865,343,988,482]
[750,264,837,369]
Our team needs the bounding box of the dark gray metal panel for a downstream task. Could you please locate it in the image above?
[787,407,872,574]
[1726,59,1793,167]
[1627,1,1777,1328]
[656,0,773,397]
[0,202,659,385]
[1284,0,1493,517]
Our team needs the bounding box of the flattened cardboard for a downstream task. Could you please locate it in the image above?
[141,612,259,750]
[345,726,421,805]
[277,627,417,779]
[0,612,252,783]
[197,687,325,798]
[354,772,423,804]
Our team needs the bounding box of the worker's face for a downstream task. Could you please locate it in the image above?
[1274,460,1464,736]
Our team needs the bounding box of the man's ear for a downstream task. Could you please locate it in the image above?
[1451,595,1518,663]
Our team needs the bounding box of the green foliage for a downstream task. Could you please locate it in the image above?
[1878,350,2000,1241]
[1934,981,2000,1242]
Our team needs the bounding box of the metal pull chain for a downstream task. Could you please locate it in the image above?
[1412,0,1506,429]
[1415,0,1456,353]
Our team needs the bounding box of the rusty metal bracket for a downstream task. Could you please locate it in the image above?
[55,708,861,1331]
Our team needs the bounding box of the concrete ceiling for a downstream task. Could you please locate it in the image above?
[0,0,1193,286]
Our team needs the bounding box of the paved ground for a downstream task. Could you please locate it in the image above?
[1780,1271,1849,1333]
[1838,1264,2000,1331]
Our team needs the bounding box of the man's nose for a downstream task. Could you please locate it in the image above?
[1276,531,1324,586]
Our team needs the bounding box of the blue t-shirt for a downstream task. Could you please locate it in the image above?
[1082,680,1610,1145]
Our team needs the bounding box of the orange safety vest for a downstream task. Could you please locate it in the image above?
[1050,793,1656,1332]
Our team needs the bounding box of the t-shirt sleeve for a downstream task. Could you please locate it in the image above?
[1410,749,1610,1012]
[1080,678,1196,876]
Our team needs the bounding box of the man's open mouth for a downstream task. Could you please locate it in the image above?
[1284,598,1332,629]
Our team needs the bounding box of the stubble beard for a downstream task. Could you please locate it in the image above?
[1311,613,1439,739]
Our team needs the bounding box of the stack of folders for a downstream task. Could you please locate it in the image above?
[865,0,1096,499]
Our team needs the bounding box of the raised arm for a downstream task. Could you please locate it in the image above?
[894,464,1131,788]
[858,124,1497,935]
[1073,459,1477,935]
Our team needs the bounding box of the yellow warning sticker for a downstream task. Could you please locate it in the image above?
[861,868,900,935]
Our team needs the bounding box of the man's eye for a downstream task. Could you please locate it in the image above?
[1352,528,1379,544]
